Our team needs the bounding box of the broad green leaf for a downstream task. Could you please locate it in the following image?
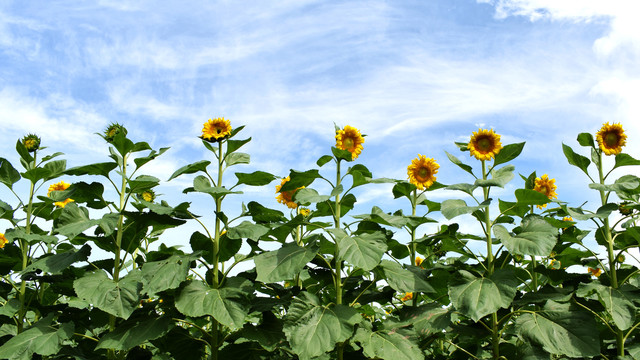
[234,171,276,186]
[392,182,417,199]
[494,215,557,256]
[328,228,387,271]
[475,165,515,188]
[175,278,251,329]
[42,160,66,180]
[353,206,409,228]
[441,199,488,220]
[0,316,73,360]
[577,132,595,147]
[55,203,101,240]
[227,221,269,240]
[629,343,640,360]
[293,188,331,204]
[127,175,159,192]
[133,147,170,169]
[353,326,423,360]
[397,303,452,338]
[515,188,551,206]
[96,316,173,351]
[317,155,333,167]
[445,151,474,176]
[348,164,373,188]
[562,143,590,175]
[5,228,58,245]
[380,260,434,293]
[493,142,525,167]
[332,146,354,162]
[21,167,51,183]
[0,157,21,189]
[141,253,199,296]
[281,169,322,192]
[446,183,477,196]
[193,175,241,199]
[566,203,618,221]
[0,299,20,318]
[254,242,319,283]
[226,152,250,166]
[241,313,286,352]
[613,153,640,170]
[246,201,287,223]
[167,160,211,181]
[226,138,251,154]
[576,282,636,330]
[589,176,639,193]
[515,303,599,357]
[22,244,91,275]
[283,292,360,360]
[448,269,518,321]
[73,271,142,319]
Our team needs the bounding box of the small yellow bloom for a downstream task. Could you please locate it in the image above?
[0,233,8,248]
[276,177,304,209]
[407,155,439,190]
[299,208,311,217]
[335,125,364,160]
[588,267,602,277]
[468,129,502,161]
[534,174,557,209]
[415,257,423,267]
[21,134,41,152]
[201,118,232,142]
[562,216,573,230]
[596,122,626,155]
[141,189,156,202]
[400,292,413,302]
[47,181,74,208]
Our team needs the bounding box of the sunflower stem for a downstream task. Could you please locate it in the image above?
[209,142,225,360]
[334,159,344,360]
[482,160,500,359]
[410,189,418,307]
[17,151,37,334]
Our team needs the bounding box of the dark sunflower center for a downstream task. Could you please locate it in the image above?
[604,132,619,147]
[477,137,492,151]
[417,167,430,179]
[344,137,355,150]
[216,128,222,134]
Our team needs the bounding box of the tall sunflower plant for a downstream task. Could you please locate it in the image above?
[561,122,640,358]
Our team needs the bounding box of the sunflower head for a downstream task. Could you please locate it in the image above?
[104,123,127,143]
[299,208,311,217]
[335,125,365,160]
[0,233,8,249]
[275,177,304,209]
[201,118,232,142]
[596,122,626,155]
[588,267,602,277]
[400,292,413,302]
[21,134,41,152]
[468,129,502,161]
[47,181,74,208]
[140,189,156,202]
[407,155,439,190]
[415,257,423,267]
[533,174,557,208]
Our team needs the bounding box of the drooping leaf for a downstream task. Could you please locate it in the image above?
[254,242,319,283]
[133,147,170,170]
[140,253,199,296]
[514,189,552,206]
[613,153,640,170]
[234,171,277,186]
[576,282,636,330]
[441,199,488,220]
[168,160,211,181]
[96,315,174,351]
[293,188,331,204]
[493,142,525,167]
[227,221,269,240]
[494,215,557,256]
[353,325,423,360]
[448,269,519,322]
[329,228,386,271]
[562,143,590,175]
[226,152,250,166]
[0,316,73,360]
[65,162,118,177]
[22,244,91,275]
[380,260,434,293]
[445,151,474,176]
[73,270,142,319]
[0,157,21,189]
[353,206,409,228]
[280,169,322,192]
[396,303,452,338]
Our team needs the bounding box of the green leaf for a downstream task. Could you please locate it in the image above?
[133,147,170,169]
[589,176,640,193]
[348,164,373,188]
[353,206,409,228]
[226,152,250,166]
[254,242,319,283]
[566,203,618,221]
[397,303,452,338]
[293,188,331,204]
[168,160,211,181]
[42,159,66,180]
[226,138,251,155]
[353,326,423,360]
[246,201,287,224]
[0,157,21,189]
[127,175,159,192]
[193,175,241,199]
[515,302,599,358]
[562,143,590,175]
[73,271,142,319]
[445,151,474,176]
[475,165,515,188]
[441,199,488,220]
[328,229,386,271]
[54,203,101,240]
[577,132,595,147]
[175,278,251,329]
[613,153,640,170]
[493,142,525,167]
[141,253,199,296]
[227,221,269,240]
[283,292,360,360]
[494,215,557,256]
[380,260,434,293]
[332,146,354,162]
[576,283,636,330]
[0,316,73,360]
[96,316,174,351]
[392,182,416,199]
[234,171,276,186]
[21,167,51,183]
[317,155,333,167]
[515,188,551,206]
[448,269,518,321]
[22,244,91,275]
[281,169,322,192]
[445,183,478,196]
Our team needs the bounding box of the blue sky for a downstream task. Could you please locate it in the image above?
[2,0,640,256]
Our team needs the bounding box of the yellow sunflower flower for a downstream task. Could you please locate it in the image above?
[533,174,557,208]
[596,122,626,155]
[47,181,74,208]
[415,257,423,267]
[335,125,364,160]
[201,117,232,142]
[0,233,8,248]
[299,208,311,217]
[275,177,304,209]
[588,267,602,277]
[400,292,413,302]
[407,155,439,190]
[468,129,502,161]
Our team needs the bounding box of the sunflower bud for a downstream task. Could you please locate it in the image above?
[21,134,41,152]
[619,202,634,216]
[140,189,156,202]
[104,123,127,143]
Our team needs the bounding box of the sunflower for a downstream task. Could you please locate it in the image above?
[201,118,232,142]
[415,257,423,267]
[275,177,304,209]
[400,292,413,302]
[596,122,626,155]
[22,134,41,152]
[335,125,364,160]
[468,129,502,161]
[48,181,74,208]
[533,174,557,208]
[141,189,156,202]
[407,155,439,190]
[299,208,311,217]
[588,267,602,277]
[0,233,7,249]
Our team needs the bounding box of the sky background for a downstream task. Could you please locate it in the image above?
[2,0,640,262]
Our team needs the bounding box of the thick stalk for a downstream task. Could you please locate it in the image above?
[597,152,624,355]
[17,167,36,334]
[410,189,418,307]
[334,160,344,360]
[482,160,499,359]
[295,207,303,288]
[210,143,225,360]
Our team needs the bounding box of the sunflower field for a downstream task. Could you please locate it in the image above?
[0,119,639,360]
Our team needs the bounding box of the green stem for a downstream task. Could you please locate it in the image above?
[334,160,344,360]
[410,189,418,307]
[210,142,224,360]
[295,208,303,288]
[482,160,499,359]
[17,172,36,334]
